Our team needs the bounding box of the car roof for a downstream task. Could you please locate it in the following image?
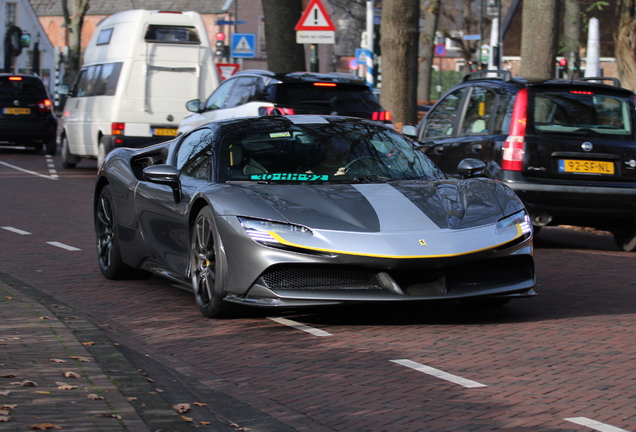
[231,69,369,86]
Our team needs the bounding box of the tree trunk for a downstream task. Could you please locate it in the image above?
[615,0,636,91]
[563,0,581,79]
[418,0,440,103]
[519,0,559,78]
[380,0,420,129]
[261,0,306,72]
[61,0,89,86]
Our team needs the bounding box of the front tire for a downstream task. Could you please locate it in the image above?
[61,135,79,169]
[613,223,636,252]
[95,185,150,279]
[190,206,234,318]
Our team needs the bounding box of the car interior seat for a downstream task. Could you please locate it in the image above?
[228,144,268,176]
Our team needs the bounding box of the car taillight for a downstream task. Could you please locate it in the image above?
[111,122,125,135]
[503,88,528,171]
[313,82,336,87]
[372,111,392,122]
[259,107,295,115]
[36,99,53,113]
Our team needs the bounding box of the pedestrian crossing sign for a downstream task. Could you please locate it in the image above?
[231,33,256,58]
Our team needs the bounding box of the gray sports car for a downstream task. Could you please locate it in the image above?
[94,115,535,318]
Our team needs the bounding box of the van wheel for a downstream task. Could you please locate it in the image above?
[61,135,79,169]
[613,223,636,252]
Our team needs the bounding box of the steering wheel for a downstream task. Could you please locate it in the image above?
[343,157,375,174]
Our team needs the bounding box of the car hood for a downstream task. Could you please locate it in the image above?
[219,179,523,233]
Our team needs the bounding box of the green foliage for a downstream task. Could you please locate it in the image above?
[587,1,609,12]
[430,71,463,100]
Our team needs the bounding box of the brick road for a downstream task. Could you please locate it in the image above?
[1,149,635,431]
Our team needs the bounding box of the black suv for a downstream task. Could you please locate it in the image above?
[0,74,57,155]
[404,70,636,251]
[178,70,392,134]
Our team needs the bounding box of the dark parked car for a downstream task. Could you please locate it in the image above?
[178,70,392,134]
[95,115,534,318]
[405,70,636,251]
[0,74,57,155]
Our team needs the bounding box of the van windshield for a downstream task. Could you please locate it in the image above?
[144,25,200,44]
[532,90,633,137]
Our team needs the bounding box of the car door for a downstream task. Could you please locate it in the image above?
[63,68,89,155]
[80,64,102,156]
[418,85,500,176]
[135,127,216,280]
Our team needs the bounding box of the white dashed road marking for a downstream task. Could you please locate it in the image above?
[564,417,630,432]
[45,155,59,178]
[268,317,332,337]
[1,226,31,235]
[390,359,487,388]
[46,241,81,251]
[0,160,58,180]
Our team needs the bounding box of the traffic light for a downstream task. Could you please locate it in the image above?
[214,32,229,60]
[556,58,568,78]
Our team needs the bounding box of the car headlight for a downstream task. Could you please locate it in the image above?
[496,210,532,235]
[238,217,313,244]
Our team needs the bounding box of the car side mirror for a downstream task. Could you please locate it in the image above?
[401,125,417,137]
[56,84,69,96]
[457,158,486,179]
[186,99,201,113]
[143,164,182,203]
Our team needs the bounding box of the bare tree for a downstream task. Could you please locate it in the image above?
[261,0,306,72]
[520,0,559,78]
[439,0,482,72]
[418,0,441,103]
[615,0,636,91]
[61,0,89,86]
[379,0,420,129]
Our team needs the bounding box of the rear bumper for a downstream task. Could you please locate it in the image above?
[0,116,57,143]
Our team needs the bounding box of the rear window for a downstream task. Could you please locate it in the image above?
[269,83,383,112]
[531,90,633,137]
[0,76,46,96]
[144,25,200,44]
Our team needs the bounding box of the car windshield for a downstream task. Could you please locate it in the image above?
[531,90,633,136]
[0,77,46,96]
[270,83,383,112]
[217,120,444,184]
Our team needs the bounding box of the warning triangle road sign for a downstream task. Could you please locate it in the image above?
[234,36,253,54]
[216,63,240,80]
[295,0,336,31]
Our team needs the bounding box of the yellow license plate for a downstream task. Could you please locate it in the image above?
[3,107,30,115]
[558,159,615,175]
[153,128,177,136]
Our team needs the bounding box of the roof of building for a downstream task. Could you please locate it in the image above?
[29,0,229,16]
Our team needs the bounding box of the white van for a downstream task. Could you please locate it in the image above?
[57,9,220,168]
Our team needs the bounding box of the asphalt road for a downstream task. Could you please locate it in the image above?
[1,147,635,432]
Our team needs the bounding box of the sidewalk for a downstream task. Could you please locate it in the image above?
[0,279,187,431]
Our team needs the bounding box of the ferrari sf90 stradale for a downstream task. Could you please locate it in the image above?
[94,115,535,318]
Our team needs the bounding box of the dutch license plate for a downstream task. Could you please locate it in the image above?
[3,107,30,115]
[153,128,177,137]
[558,159,615,175]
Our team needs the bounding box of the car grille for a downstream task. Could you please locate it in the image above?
[446,256,534,289]
[261,266,383,290]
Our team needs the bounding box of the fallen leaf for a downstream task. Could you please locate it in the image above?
[8,337,19,340]
[97,413,122,419]
[200,421,211,425]
[82,342,96,346]
[0,404,17,409]
[0,374,16,378]
[237,428,251,431]
[113,342,120,345]
[49,359,67,364]
[87,394,104,400]
[0,415,10,422]
[140,372,148,376]
[229,422,240,427]
[181,415,193,422]
[0,390,8,396]
[39,316,51,320]
[145,377,154,383]
[156,388,164,393]
[64,372,81,379]
[125,397,137,402]
[11,380,37,386]
[29,423,61,430]
[0,409,9,415]
[57,384,77,390]
[172,403,190,413]
[194,402,207,406]
[5,296,13,300]
[35,391,50,394]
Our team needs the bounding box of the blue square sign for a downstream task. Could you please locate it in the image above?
[231,33,256,58]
